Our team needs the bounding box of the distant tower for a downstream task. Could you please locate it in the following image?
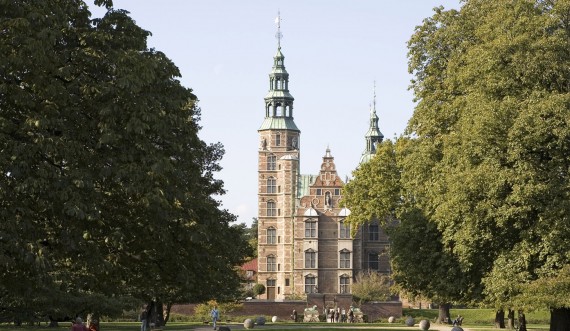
[359,81,384,164]
[257,12,300,300]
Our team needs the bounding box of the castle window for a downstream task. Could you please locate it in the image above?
[368,252,379,271]
[267,177,276,193]
[275,133,281,146]
[305,275,316,293]
[305,220,317,238]
[267,279,276,287]
[305,249,316,268]
[340,276,350,294]
[285,278,290,286]
[267,154,276,170]
[339,220,350,239]
[316,188,322,196]
[335,188,341,195]
[339,250,351,268]
[267,255,276,272]
[369,223,379,241]
[267,227,276,244]
[267,201,276,216]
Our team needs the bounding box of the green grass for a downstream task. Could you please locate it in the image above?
[402,308,550,325]
[0,309,553,331]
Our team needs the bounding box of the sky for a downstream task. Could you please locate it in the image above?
[88,0,461,226]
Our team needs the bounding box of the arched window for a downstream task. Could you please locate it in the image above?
[339,249,351,268]
[340,275,350,294]
[305,275,316,293]
[267,154,276,170]
[339,220,350,239]
[305,249,316,268]
[267,227,276,244]
[267,255,276,272]
[267,177,276,193]
[267,201,276,216]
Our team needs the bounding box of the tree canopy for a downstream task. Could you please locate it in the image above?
[343,0,570,328]
[0,0,251,323]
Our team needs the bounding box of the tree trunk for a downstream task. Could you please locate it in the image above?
[437,303,451,324]
[550,307,570,331]
[495,309,505,328]
[163,303,172,325]
[155,300,165,327]
[507,309,515,329]
[518,310,527,331]
[48,318,59,327]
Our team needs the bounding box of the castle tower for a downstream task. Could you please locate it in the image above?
[359,81,384,164]
[257,12,300,300]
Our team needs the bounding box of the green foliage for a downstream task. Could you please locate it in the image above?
[345,1,570,327]
[406,0,570,311]
[351,271,391,304]
[252,283,266,298]
[192,300,242,322]
[342,140,400,233]
[405,0,570,324]
[0,0,251,323]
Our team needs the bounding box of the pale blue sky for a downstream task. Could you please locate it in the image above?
[88,1,461,226]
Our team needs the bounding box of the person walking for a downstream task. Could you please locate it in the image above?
[139,310,148,331]
[210,306,219,330]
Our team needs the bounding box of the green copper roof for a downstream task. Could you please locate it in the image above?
[265,90,294,99]
[258,117,300,131]
[297,174,317,199]
[359,152,375,164]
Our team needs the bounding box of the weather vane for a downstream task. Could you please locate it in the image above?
[275,10,283,48]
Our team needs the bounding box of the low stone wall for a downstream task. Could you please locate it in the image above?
[171,300,402,323]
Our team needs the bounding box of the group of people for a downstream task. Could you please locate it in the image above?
[326,307,354,323]
[291,307,355,323]
[71,317,99,331]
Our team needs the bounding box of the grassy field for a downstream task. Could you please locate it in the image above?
[0,309,551,331]
[0,319,552,331]
[402,308,550,325]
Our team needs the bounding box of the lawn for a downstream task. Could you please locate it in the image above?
[0,320,552,331]
[0,309,552,331]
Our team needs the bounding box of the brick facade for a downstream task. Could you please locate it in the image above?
[257,42,390,302]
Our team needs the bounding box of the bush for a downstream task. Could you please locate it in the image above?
[252,284,265,298]
[193,300,243,322]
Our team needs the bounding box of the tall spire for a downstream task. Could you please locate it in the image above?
[359,81,384,164]
[259,11,299,132]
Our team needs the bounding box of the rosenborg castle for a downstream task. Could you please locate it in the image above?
[256,29,391,301]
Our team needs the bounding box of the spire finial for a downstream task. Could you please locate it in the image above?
[275,10,282,49]
[373,80,377,113]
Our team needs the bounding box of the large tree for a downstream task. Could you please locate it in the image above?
[0,0,250,324]
[343,139,482,323]
[407,1,570,329]
[345,1,570,330]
